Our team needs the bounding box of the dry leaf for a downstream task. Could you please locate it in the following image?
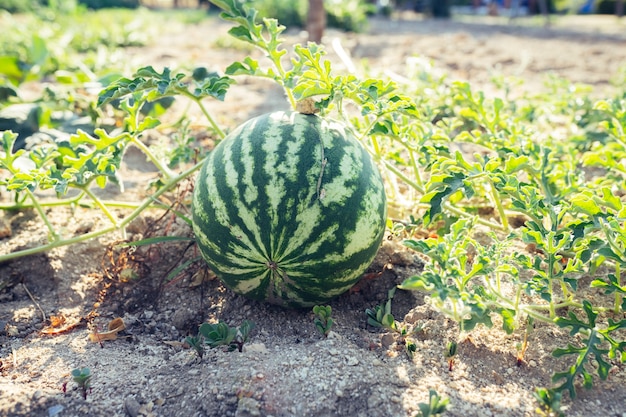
[40,316,85,335]
[189,268,216,287]
[49,314,66,327]
[88,317,126,343]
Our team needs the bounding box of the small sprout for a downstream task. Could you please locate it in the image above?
[415,389,450,417]
[405,340,417,359]
[197,320,255,353]
[516,316,534,366]
[71,367,92,400]
[235,319,255,352]
[185,334,205,359]
[534,387,565,417]
[444,341,457,372]
[366,288,399,332]
[313,305,334,337]
[366,287,421,358]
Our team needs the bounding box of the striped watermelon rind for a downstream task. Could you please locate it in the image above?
[192,111,386,308]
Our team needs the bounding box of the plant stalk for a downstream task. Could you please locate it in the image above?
[0,159,205,264]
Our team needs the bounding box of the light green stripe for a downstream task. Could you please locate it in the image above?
[240,125,258,205]
[222,123,267,260]
[338,186,385,259]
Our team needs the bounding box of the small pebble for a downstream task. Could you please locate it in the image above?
[380,333,396,348]
[371,359,383,366]
[346,356,359,366]
[48,405,64,417]
[124,397,141,417]
[244,343,268,354]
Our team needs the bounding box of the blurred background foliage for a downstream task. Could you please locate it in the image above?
[0,0,621,20]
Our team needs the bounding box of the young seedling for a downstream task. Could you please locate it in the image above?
[366,288,400,332]
[185,334,205,359]
[415,389,450,417]
[444,341,457,372]
[516,316,534,366]
[366,287,422,358]
[197,320,255,353]
[71,367,92,400]
[312,305,334,337]
[405,340,418,359]
[534,387,565,417]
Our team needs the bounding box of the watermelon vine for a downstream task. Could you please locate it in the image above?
[0,0,625,408]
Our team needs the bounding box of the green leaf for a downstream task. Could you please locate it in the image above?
[0,56,24,84]
[61,129,130,188]
[500,308,516,334]
[421,171,467,225]
[551,300,624,398]
[97,66,233,107]
[596,187,622,212]
[570,193,602,216]
[138,116,160,131]
[225,57,262,76]
[590,274,626,295]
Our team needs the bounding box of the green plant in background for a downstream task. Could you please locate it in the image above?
[71,367,92,400]
[313,305,334,337]
[414,389,450,417]
[248,0,372,33]
[0,64,230,262]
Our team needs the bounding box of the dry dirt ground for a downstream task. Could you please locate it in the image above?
[1,10,626,417]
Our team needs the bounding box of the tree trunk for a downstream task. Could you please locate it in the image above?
[307,0,326,44]
[431,0,451,18]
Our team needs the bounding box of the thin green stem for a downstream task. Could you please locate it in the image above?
[81,187,119,228]
[0,197,150,211]
[408,149,424,189]
[547,254,557,319]
[0,192,84,210]
[25,188,59,241]
[130,135,176,180]
[522,300,583,312]
[379,158,424,194]
[0,159,205,264]
[182,93,226,139]
[489,178,509,232]
[613,262,623,314]
[267,61,296,111]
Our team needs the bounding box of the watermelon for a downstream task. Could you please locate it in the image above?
[192,111,386,308]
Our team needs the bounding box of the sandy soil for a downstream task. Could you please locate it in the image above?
[1,11,626,417]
